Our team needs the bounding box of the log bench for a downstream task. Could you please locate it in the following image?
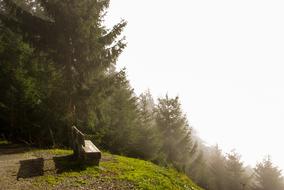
[71,126,101,165]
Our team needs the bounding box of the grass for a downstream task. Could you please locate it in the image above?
[31,148,73,157]
[101,154,202,190]
[32,149,203,190]
[0,139,9,145]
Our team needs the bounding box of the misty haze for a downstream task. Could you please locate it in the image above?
[0,0,284,190]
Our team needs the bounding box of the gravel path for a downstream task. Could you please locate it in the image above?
[0,145,136,190]
[0,144,38,190]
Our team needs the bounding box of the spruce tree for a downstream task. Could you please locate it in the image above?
[95,69,139,155]
[208,145,228,190]
[155,95,196,171]
[134,90,160,160]
[0,26,64,145]
[186,151,210,189]
[253,156,284,190]
[0,0,126,127]
[226,150,248,190]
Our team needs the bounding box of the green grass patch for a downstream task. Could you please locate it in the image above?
[44,175,63,185]
[31,149,203,190]
[46,149,73,155]
[33,148,72,155]
[0,139,9,145]
[100,155,203,190]
[30,148,73,159]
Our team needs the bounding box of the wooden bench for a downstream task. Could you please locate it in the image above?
[71,126,101,165]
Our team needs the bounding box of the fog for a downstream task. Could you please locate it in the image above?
[105,0,284,170]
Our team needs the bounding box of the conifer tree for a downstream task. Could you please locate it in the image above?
[0,0,126,127]
[186,151,210,189]
[208,145,228,190]
[253,156,284,190]
[99,70,139,154]
[155,95,196,171]
[134,90,160,160]
[226,150,248,190]
[0,26,63,145]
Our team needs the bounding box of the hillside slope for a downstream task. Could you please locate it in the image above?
[0,145,203,190]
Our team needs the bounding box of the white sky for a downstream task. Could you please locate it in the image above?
[105,0,284,170]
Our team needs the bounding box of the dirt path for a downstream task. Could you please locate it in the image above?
[0,144,39,190]
[0,144,135,190]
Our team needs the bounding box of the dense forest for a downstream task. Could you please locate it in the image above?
[0,0,283,189]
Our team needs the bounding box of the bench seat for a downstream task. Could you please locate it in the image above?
[81,140,101,165]
[71,126,101,165]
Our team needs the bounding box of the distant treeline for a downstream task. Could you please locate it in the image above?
[0,1,283,190]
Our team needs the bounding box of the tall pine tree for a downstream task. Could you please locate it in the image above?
[253,156,284,190]
[226,150,248,190]
[0,0,126,128]
[155,95,197,171]
[208,145,228,190]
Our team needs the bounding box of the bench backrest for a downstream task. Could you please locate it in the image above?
[71,126,85,156]
[71,126,101,164]
[71,126,85,145]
